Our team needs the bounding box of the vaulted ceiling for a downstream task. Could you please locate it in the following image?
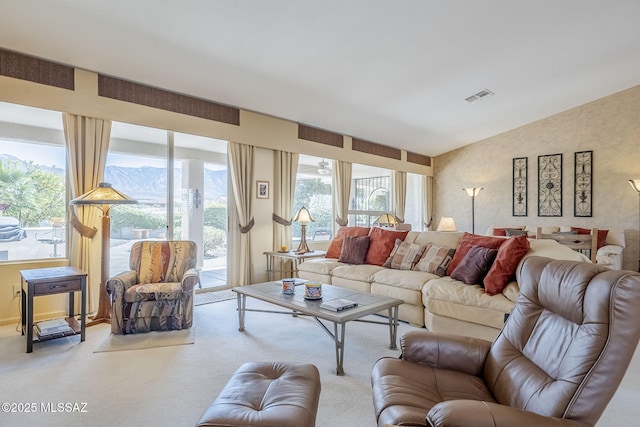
[1,1,639,157]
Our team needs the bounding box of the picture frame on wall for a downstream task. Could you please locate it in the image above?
[512,157,528,216]
[574,150,593,217]
[538,153,562,217]
[256,180,269,199]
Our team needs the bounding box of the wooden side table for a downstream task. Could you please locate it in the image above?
[20,266,87,353]
[264,250,326,280]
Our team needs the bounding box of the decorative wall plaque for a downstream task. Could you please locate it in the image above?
[574,150,592,217]
[538,154,562,217]
[512,157,527,216]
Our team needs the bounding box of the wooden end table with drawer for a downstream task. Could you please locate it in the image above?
[20,266,87,353]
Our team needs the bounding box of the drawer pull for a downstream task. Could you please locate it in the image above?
[49,284,68,290]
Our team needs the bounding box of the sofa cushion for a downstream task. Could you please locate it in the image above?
[325,226,370,259]
[410,230,464,250]
[450,245,498,285]
[297,258,346,276]
[383,239,425,270]
[446,233,506,276]
[338,235,370,264]
[422,277,515,329]
[331,264,386,283]
[365,227,410,266]
[372,268,437,291]
[413,244,456,276]
[483,234,530,295]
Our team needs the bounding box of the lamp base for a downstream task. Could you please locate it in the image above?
[86,316,110,327]
[294,224,314,255]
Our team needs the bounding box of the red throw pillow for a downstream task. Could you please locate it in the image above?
[483,234,530,295]
[446,233,506,276]
[570,227,609,249]
[364,227,410,266]
[325,227,370,259]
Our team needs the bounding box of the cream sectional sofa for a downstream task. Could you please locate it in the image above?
[298,230,590,341]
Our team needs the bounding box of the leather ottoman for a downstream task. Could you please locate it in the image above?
[196,361,321,427]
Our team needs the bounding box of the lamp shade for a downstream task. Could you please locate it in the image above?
[436,217,457,232]
[463,187,483,198]
[629,179,640,193]
[70,182,138,206]
[374,213,398,226]
[293,206,314,223]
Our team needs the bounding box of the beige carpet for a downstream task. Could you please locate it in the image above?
[94,328,196,352]
[0,296,638,426]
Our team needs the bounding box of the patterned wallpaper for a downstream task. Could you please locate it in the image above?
[434,85,640,270]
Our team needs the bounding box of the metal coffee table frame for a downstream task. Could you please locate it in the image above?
[233,281,403,375]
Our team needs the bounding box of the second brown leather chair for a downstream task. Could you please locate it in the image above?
[372,256,640,426]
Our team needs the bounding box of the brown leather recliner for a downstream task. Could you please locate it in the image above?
[371,256,640,427]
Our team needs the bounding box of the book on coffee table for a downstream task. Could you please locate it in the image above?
[319,298,358,312]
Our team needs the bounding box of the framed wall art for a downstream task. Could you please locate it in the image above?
[256,180,269,199]
[512,157,528,216]
[538,153,562,217]
[574,150,592,217]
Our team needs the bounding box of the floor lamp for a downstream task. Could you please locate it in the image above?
[70,182,138,326]
[463,187,483,234]
[629,179,640,272]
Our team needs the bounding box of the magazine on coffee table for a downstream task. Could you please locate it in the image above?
[319,298,358,312]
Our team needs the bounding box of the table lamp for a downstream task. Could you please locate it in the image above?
[293,206,314,255]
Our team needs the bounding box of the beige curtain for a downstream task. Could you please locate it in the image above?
[333,160,352,227]
[424,175,434,230]
[392,170,407,223]
[273,150,299,252]
[63,114,111,314]
[228,142,254,286]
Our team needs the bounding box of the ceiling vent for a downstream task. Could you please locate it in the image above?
[465,89,494,103]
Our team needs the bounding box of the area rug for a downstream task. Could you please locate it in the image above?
[94,328,196,353]
[194,289,236,306]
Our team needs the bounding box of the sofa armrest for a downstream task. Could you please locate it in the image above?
[427,400,588,427]
[181,267,200,291]
[106,270,138,296]
[400,330,491,376]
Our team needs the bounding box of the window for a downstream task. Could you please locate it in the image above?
[348,164,392,227]
[0,102,67,261]
[293,155,333,243]
[106,123,228,289]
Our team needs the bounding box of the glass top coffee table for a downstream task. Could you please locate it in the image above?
[232,281,404,375]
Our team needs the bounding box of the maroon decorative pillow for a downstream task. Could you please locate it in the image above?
[446,233,506,276]
[450,245,498,285]
[364,227,410,266]
[483,234,531,295]
[325,226,370,259]
[338,235,370,264]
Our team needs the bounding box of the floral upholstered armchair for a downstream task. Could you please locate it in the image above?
[106,240,200,334]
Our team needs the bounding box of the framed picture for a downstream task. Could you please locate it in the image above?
[538,153,562,217]
[256,180,269,199]
[574,150,592,217]
[512,157,528,216]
